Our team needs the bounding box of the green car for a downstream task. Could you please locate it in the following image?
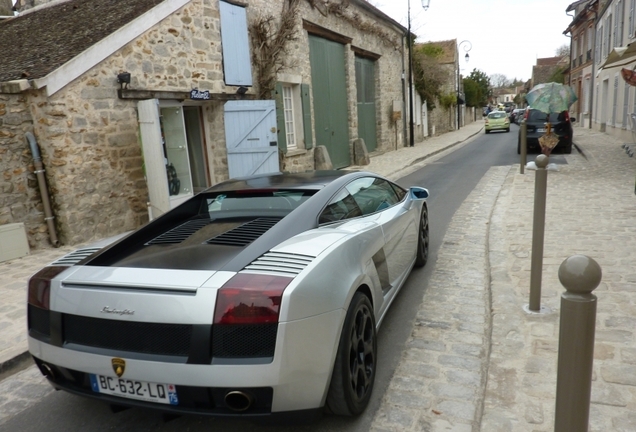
[485,111,510,134]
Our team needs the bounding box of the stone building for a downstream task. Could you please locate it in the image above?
[0,0,409,250]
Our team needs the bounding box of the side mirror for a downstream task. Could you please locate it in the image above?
[410,187,430,199]
[570,117,576,123]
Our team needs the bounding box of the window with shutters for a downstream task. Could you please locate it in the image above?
[283,85,297,150]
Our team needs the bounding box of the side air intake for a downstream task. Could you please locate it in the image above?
[51,248,103,266]
[244,251,315,276]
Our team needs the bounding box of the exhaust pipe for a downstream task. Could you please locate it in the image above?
[224,390,254,412]
[39,362,56,380]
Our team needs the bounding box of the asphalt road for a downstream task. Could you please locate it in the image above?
[0,124,563,432]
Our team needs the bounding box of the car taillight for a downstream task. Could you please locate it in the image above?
[214,274,293,325]
[563,111,570,122]
[28,266,68,310]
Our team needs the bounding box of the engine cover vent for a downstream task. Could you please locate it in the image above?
[206,217,282,247]
[146,219,211,245]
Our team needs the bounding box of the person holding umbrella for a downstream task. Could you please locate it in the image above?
[525,82,578,156]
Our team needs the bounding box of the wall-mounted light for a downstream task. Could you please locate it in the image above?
[117,72,131,89]
[236,86,248,95]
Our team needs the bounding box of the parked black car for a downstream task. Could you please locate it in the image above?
[517,108,575,154]
[510,108,525,124]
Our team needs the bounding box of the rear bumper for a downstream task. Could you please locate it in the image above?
[28,307,345,417]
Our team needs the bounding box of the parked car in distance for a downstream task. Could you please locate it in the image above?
[518,108,575,154]
[485,111,510,133]
[26,170,430,421]
[510,108,525,124]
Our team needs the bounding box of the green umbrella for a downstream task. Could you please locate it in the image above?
[526,82,577,155]
[526,82,578,114]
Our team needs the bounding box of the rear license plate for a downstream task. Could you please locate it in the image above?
[537,128,546,133]
[89,374,178,405]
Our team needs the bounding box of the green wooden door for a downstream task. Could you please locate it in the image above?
[309,35,350,168]
[355,56,377,152]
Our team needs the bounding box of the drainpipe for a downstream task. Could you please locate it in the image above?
[25,132,60,247]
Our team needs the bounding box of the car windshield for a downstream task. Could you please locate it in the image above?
[488,112,506,119]
[202,190,315,214]
[527,110,563,122]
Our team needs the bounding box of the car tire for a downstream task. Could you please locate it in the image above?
[506,128,510,133]
[485,130,490,134]
[326,292,377,416]
[564,142,572,154]
[414,205,429,268]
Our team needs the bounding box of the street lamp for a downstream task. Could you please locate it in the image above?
[407,0,431,146]
[456,40,471,130]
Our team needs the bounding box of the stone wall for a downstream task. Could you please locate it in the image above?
[2,0,408,248]
[0,93,51,249]
[248,0,406,161]
[18,0,233,246]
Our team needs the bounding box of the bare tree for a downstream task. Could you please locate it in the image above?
[555,44,570,57]
[490,73,511,88]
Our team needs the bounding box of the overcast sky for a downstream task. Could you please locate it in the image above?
[372,0,574,82]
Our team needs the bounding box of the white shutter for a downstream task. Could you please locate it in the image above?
[220,1,253,86]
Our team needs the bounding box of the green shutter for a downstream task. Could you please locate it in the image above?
[272,83,287,154]
[301,83,313,149]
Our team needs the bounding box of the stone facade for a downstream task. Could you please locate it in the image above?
[0,93,50,248]
[0,0,409,249]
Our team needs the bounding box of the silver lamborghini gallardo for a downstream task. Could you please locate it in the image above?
[27,170,429,421]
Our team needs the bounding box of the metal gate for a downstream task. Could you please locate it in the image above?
[224,100,280,178]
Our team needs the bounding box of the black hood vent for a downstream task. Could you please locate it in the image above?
[206,217,282,247]
[146,219,211,245]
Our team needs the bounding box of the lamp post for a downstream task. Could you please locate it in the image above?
[456,40,471,130]
[407,0,430,146]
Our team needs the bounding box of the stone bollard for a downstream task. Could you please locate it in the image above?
[528,154,549,312]
[520,119,527,174]
[554,255,602,432]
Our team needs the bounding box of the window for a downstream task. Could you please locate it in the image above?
[318,177,402,224]
[596,26,602,63]
[630,0,635,38]
[605,15,612,58]
[282,85,297,150]
[274,81,312,153]
[617,0,625,47]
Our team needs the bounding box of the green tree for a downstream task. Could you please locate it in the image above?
[463,77,482,107]
[467,69,491,106]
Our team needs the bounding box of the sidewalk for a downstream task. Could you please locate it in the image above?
[2,120,636,431]
[369,123,636,431]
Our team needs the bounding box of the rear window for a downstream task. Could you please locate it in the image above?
[203,190,315,214]
[527,110,564,122]
[488,112,506,119]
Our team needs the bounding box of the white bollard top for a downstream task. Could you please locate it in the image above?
[558,255,602,294]
[535,154,549,168]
